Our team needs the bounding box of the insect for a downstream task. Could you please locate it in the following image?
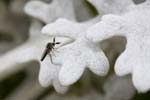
[41,37,60,64]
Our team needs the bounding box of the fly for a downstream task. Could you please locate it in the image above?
[41,37,60,64]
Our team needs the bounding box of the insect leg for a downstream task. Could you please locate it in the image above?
[52,46,59,53]
[51,50,56,57]
[49,53,54,64]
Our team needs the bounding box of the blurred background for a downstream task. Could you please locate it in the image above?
[0,0,150,100]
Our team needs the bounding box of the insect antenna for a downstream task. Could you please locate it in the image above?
[53,37,55,43]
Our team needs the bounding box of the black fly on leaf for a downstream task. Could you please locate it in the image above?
[41,37,60,64]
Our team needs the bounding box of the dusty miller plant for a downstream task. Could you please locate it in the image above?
[0,0,150,99]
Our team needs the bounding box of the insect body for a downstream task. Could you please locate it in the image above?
[41,37,60,63]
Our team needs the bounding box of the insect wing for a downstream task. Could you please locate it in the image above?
[56,42,61,44]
